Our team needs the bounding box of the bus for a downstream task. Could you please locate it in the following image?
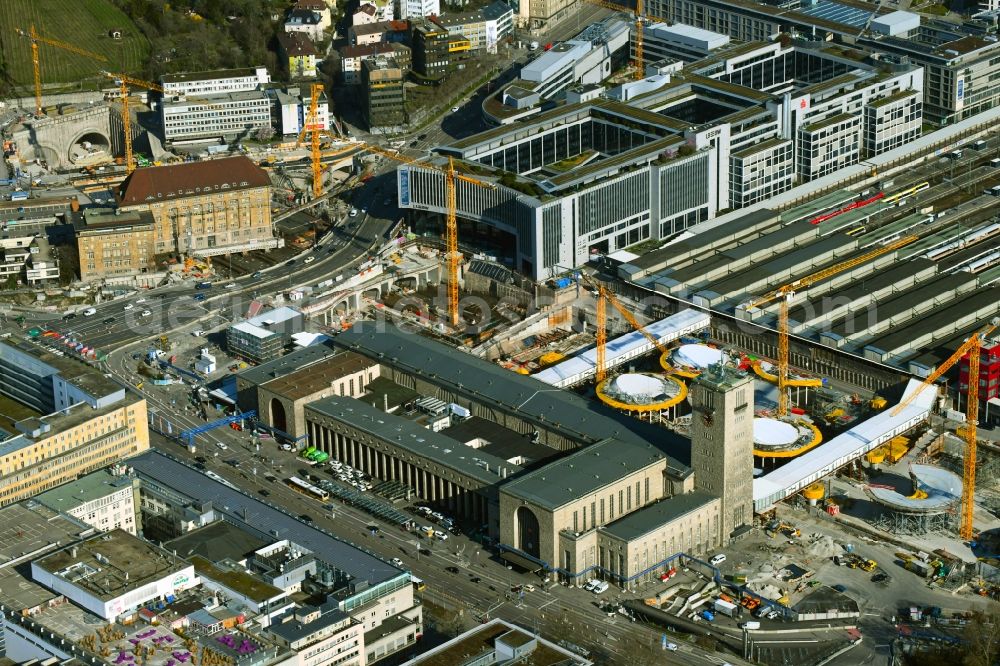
[286,476,330,501]
[411,576,426,592]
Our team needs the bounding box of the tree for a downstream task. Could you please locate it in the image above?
[963,609,1000,666]
[255,126,275,142]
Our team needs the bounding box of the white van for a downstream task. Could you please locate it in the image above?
[709,553,727,566]
[741,621,761,630]
[83,308,97,316]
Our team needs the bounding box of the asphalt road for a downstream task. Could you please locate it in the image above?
[22,187,395,350]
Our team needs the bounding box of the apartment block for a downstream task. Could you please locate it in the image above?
[34,466,141,535]
[0,341,150,507]
[432,1,514,54]
[116,157,278,258]
[0,235,59,285]
[363,57,407,132]
[410,19,450,79]
[278,31,319,79]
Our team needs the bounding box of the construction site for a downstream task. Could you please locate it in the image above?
[355,127,1000,614]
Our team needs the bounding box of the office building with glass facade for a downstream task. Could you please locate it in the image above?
[397,39,923,279]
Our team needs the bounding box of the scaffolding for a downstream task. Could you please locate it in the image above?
[869,508,955,536]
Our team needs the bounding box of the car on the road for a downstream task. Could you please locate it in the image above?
[832,584,847,593]
[103,317,115,324]
[304,256,315,264]
[123,303,134,311]
[445,566,460,574]
[418,134,428,140]
[135,298,146,303]
[83,308,97,316]
[391,558,404,567]
[361,207,367,214]
[451,106,459,112]
[665,642,678,651]
[299,514,313,522]
[349,208,358,217]
[192,330,205,337]
[195,456,207,463]
[224,283,236,289]
[470,576,482,583]
[194,293,207,301]
[195,281,212,290]
[252,271,263,279]
[286,259,296,265]
[258,489,270,497]
[63,312,77,320]
[216,442,228,450]
[140,310,152,317]
[871,572,891,584]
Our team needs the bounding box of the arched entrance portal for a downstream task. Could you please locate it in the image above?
[515,506,540,559]
[269,398,287,433]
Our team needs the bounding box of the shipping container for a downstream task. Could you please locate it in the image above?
[714,599,738,617]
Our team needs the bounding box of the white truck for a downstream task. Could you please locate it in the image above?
[713,599,738,617]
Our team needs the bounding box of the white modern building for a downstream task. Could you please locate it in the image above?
[398,0,439,20]
[273,87,331,135]
[404,40,924,279]
[34,466,140,535]
[30,530,198,620]
[640,22,730,65]
[519,19,630,100]
[162,90,273,143]
[161,66,271,98]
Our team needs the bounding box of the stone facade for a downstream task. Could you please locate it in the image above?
[689,368,754,541]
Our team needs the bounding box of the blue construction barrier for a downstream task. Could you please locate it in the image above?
[179,410,256,447]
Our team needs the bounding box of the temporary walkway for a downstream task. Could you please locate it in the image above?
[752,378,935,513]
[533,308,711,387]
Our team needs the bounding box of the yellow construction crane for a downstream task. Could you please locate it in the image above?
[296,83,329,199]
[16,25,108,116]
[102,72,228,174]
[745,234,919,416]
[101,72,159,175]
[584,0,672,79]
[891,319,999,540]
[356,144,493,327]
[585,276,673,382]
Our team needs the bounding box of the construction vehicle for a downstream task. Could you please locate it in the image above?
[16,25,108,116]
[891,318,999,540]
[743,234,919,416]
